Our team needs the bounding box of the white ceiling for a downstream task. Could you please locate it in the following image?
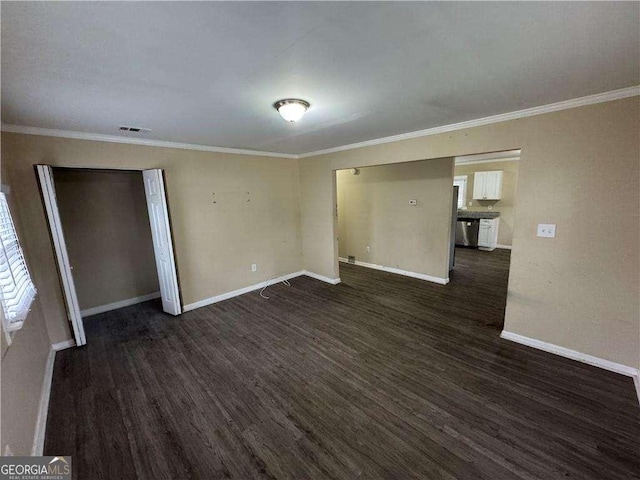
[2,2,639,155]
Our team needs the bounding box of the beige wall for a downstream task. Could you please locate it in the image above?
[455,159,520,246]
[53,169,159,311]
[0,305,51,456]
[337,158,454,280]
[0,178,53,456]
[1,133,303,344]
[300,96,640,371]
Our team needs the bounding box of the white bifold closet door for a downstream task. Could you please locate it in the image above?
[142,169,182,316]
[36,165,87,346]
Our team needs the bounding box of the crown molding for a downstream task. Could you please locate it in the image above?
[455,157,520,166]
[455,149,522,165]
[0,124,298,159]
[455,149,521,164]
[2,85,638,160]
[298,85,640,158]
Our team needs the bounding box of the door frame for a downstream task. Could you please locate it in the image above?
[36,165,86,346]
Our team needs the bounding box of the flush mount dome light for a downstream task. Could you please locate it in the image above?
[274,99,310,123]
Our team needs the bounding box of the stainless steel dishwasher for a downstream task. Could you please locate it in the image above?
[455,219,480,247]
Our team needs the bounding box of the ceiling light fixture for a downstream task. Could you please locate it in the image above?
[273,99,310,123]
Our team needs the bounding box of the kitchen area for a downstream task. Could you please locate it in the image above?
[452,151,520,253]
[456,211,501,250]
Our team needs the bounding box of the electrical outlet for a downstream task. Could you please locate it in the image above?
[537,224,556,238]
[366,246,371,253]
[251,264,257,272]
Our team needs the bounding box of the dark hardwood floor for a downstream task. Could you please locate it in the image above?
[45,248,640,479]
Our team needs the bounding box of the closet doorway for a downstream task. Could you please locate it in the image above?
[36,166,181,346]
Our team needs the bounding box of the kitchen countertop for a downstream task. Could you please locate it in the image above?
[457,210,500,219]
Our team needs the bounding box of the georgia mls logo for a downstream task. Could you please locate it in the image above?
[48,457,69,471]
[0,456,72,480]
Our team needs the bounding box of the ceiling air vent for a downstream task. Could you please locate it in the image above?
[118,125,152,133]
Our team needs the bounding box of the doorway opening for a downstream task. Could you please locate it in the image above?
[449,150,521,328]
[36,166,181,346]
[451,150,520,269]
[334,149,521,331]
[335,158,454,285]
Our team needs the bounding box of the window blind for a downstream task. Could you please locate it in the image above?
[0,193,36,331]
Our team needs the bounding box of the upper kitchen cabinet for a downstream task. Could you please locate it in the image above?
[472,170,503,200]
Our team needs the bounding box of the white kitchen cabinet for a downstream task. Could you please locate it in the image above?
[478,218,500,251]
[473,171,503,200]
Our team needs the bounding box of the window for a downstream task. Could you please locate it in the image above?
[453,175,467,209]
[0,193,36,332]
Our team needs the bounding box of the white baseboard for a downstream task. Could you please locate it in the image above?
[501,330,639,405]
[496,244,512,250]
[31,348,55,455]
[80,292,161,317]
[338,257,449,285]
[183,271,305,312]
[52,339,76,351]
[303,271,341,285]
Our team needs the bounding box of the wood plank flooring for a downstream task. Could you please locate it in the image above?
[45,248,640,479]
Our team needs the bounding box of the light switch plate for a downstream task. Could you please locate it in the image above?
[537,224,556,238]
